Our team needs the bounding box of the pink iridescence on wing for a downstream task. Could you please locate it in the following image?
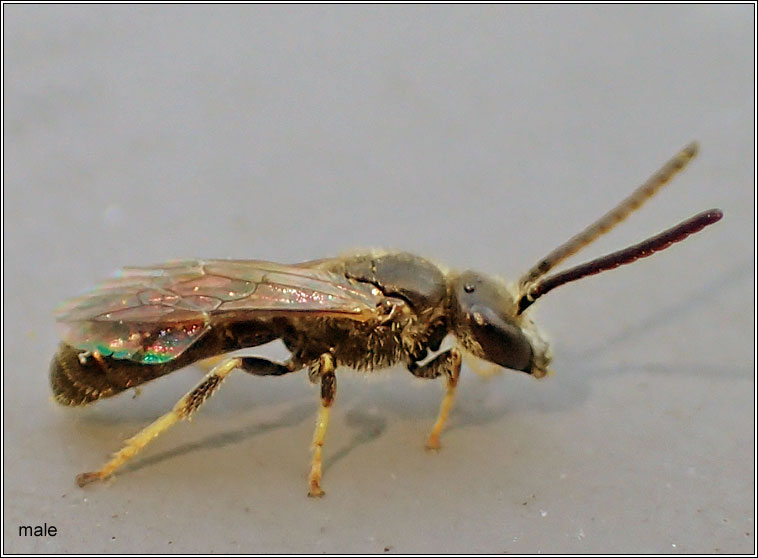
[54,259,386,364]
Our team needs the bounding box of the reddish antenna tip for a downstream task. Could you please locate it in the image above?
[704,208,724,223]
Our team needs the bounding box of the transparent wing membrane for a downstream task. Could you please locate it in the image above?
[55,259,385,363]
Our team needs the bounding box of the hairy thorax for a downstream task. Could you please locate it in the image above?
[283,295,448,377]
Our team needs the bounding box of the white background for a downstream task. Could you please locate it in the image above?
[4,5,754,553]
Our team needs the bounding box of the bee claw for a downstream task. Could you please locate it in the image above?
[308,486,325,498]
[425,437,441,451]
[76,471,104,487]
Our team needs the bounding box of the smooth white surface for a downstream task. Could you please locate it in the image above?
[3,5,754,554]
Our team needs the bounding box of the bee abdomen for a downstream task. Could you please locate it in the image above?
[49,344,171,406]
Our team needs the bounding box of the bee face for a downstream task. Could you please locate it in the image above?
[450,271,537,374]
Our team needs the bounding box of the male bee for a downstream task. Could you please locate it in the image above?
[51,143,722,497]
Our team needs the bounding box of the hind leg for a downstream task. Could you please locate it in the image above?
[76,356,297,486]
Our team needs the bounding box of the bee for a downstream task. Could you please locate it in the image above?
[51,143,722,497]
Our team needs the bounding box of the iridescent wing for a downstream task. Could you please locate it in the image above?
[55,259,385,364]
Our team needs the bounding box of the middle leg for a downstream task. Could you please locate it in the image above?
[308,353,336,498]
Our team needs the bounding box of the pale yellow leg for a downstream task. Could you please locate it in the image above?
[425,349,462,451]
[308,353,335,498]
[76,357,242,487]
[194,354,225,373]
[308,405,331,497]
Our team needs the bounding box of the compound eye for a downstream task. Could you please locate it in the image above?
[467,305,533,373]
[463,283,476,293]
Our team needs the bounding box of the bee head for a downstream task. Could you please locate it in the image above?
[450,271,551,377]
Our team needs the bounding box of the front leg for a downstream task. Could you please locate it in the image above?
[408,348,462,450]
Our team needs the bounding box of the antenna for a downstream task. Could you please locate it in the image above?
[518,142,700,291]
[517,209,723,314]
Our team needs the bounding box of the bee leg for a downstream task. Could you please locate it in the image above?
[308,353,336,498]
[76,357,244,487]
[239,356,298,376]
[193,354,225,373]
[408,348,462,451]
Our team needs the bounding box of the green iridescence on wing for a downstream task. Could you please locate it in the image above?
[71,341,178,364]
[139,351,176,364]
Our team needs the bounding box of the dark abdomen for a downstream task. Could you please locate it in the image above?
[50,321,280,406]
